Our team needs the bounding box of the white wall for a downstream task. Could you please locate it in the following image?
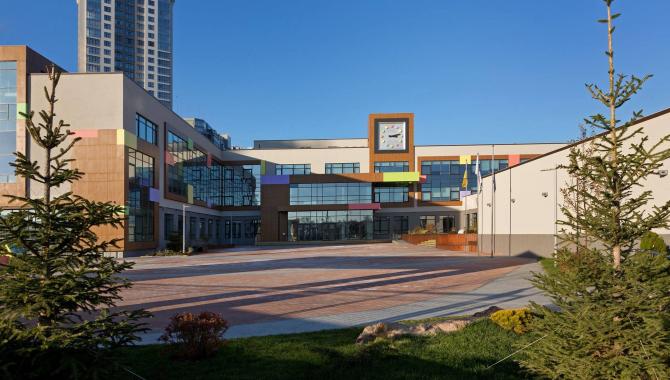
[477,109,670,256]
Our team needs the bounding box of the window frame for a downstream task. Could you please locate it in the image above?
[136,113,157,145]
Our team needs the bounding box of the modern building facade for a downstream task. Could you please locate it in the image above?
[473,107,670,257]
[0,46,63,203]
[3,45,576,257]
[76,0,175,108]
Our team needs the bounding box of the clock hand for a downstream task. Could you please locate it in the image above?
[388,133,401,138]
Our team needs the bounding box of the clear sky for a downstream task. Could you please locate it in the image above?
[1,0,669,147]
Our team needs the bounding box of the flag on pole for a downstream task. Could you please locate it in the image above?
[461,162,469,189]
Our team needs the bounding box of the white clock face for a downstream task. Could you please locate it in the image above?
[378,121,407,151]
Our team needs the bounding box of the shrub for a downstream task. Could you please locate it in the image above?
[159,311,229,360]
[490,309,532,334]
[152,249,189,257]
[640,231,668,255]
[409,226,432,235]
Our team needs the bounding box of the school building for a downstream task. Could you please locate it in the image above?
[10,45,638,257]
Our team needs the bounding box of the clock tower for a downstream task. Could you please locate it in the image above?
[368,113,415,172]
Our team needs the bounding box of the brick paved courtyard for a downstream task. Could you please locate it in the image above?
[119,243,537,336]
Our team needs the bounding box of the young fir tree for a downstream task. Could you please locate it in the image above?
[520,1,670,378]
[0,66,149,379]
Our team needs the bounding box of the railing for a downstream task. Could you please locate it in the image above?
[401,233,478,252]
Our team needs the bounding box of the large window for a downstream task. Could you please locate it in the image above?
[374,185,408,203]
[127,148,154,242]
[136,114,157,144]
[373,215,408,239]
[166,131,187,196]
[325,162,360,174]
[166,131,230,206]
[420,159,508,201]
[164,213,174,238]
[189,217,196,239]
[189,149,208,202]
[223,164,260,206]
[128,148,154,187]
[275,164,310,175]
[420,215,436,232]
[288,210,373,241]
[466,213,477,233]
[0,61,17,183]
[290,183,371,205]
[374,161,409,173]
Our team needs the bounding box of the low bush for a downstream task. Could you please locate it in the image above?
[489,309,532,334]
[409,226,433,235]
[152,249,189,256]
[159,312,229,360]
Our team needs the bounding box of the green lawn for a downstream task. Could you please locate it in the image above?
[538,257,558,277]
[115,319,533,380]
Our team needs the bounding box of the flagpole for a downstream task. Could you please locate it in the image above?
[466,195,469,250]
[476,153,481,256]
[491,144,495,257]
[464,160,469,252]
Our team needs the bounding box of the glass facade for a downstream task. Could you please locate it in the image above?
[166,131,243,206]
[276,163,310,175]
[288,210,373,241]
[289,183,371,205]
[164,213,174,238]
[325,162,360,174]
[136,113,157,144]
[128,148,154,242]
[419,215,456,233]
[373,215,409,239]
[223,165,261,206]
[374,161,409,173]
[374,185,408,203]
[0,61,16,183]
[420,159,508,201]
[166,131,189,196]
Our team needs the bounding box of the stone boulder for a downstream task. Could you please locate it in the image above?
[355,305,502,344]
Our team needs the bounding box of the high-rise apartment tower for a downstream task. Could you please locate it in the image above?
[77,0,174,108]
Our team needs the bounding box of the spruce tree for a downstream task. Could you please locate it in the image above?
[0,66,150,379]
[520,1,670,378]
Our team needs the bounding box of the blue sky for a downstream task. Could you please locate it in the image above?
[1,1,669,147]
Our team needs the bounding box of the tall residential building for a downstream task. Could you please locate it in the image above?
[76,0,175,108]
[184,118,232,150]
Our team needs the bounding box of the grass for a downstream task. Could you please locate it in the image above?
[115,319,533,380]
[538,257,558,277]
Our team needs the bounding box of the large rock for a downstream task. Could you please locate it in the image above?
[355,319,472,344]
[355,305,502,344]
